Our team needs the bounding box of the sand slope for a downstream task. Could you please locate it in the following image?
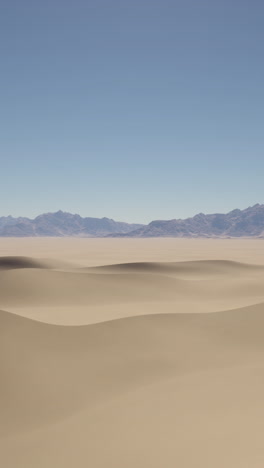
[0,239,264,467]
[2,304,264,467]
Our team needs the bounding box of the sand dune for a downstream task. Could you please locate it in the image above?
[0,255,263,324]
[90,258,264,273]
[0,239,264,467]
[2,303,264,466]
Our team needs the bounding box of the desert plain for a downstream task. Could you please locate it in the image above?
[1,237,264,467]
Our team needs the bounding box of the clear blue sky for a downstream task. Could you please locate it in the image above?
[1,0,263,223]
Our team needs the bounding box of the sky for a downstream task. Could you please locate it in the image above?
[0,0,263,223]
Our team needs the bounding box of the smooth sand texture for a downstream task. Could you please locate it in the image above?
[0,238,264,467]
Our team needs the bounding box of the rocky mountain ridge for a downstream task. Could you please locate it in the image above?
[0,211,143,237]
[1,205,264,237]
[111,204,264,238]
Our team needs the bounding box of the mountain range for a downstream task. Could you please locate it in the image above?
[0,204,263,237]
[0,211,143,237]
[112,204,264,238]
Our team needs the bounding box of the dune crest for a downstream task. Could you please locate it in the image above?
[0,256,263,324]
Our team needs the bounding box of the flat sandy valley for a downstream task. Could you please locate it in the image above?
[1,237,264,467]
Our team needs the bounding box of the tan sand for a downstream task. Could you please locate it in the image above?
[0,238,264,467]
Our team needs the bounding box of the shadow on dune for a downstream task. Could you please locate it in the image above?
[87,259,264,275]
[0,256,48,270]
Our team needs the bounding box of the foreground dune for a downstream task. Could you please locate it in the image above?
[0,238,264,467]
